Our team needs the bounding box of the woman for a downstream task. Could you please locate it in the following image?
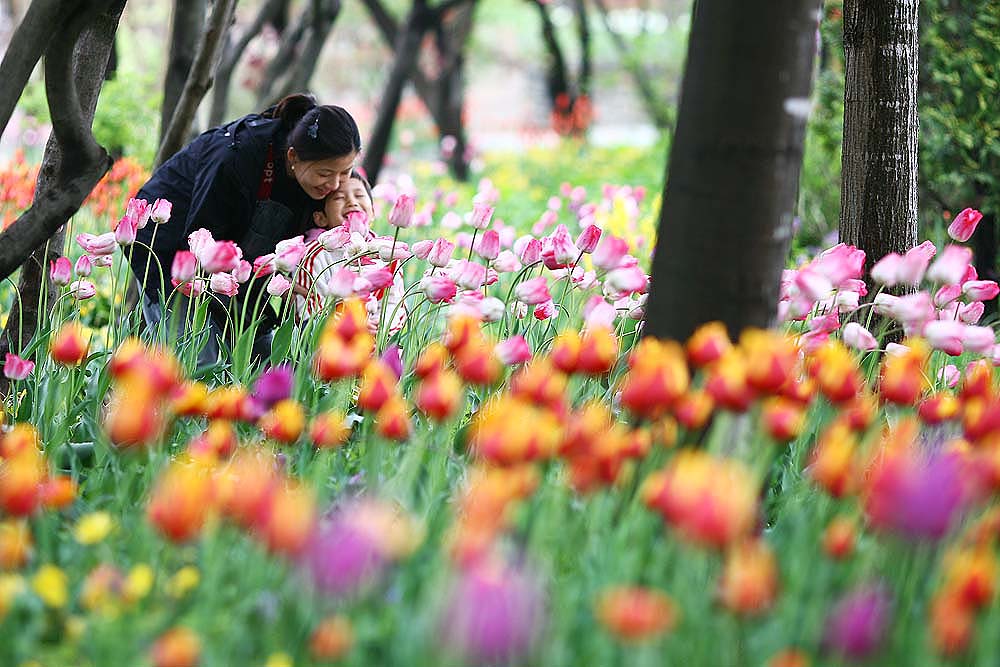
[129,94,361,364]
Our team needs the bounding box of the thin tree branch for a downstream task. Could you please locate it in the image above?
[254,2,310,108]
[156,0,238,167]
[278,0,342,96]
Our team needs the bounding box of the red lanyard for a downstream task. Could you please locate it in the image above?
[256,143,275,201]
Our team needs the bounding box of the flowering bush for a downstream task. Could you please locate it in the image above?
[1,166,1000,666]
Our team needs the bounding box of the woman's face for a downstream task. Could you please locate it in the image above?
[288,149,357,200]
[314,177,374,229]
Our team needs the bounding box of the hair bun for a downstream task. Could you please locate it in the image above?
[268,93,318,130]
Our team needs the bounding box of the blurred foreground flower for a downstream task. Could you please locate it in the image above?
[439,556,544,663]
[151,626,201,667]
[595,586,678,642]
[824,585,891,660]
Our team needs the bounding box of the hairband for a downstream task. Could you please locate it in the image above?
[308,116,320,139]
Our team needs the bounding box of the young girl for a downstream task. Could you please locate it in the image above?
[295,172,407,334]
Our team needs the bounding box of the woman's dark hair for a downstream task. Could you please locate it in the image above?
[264,93,362,162]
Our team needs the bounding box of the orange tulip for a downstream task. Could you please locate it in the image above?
[150,627,201,667]
[416,369,464,422]
[809,420,857,498]
[595,586,678,642]
[822,516,856,560]
[550,331,582,374]
[376,396,412,442]
[39,475,77,510]
[259,399,306,444]
[50,323,90,365]
[578,327,617,375]
[257,482,316,557]
[358,360,398,412]
[718,539,778,616]
[310,411,350,449]
[310,615,354,661]
[0,456,44,516]
[761,397,806,443]
[147,462,214,543]
[808,340,863,405]
[686,321,731,368]
[0,520,32,570]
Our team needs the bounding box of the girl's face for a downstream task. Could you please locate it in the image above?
[288,148,357,200]
[313,177,374,229]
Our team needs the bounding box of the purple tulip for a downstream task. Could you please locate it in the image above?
[824,585,892,660]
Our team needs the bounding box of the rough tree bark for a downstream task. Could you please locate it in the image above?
[643,0,823,341]
[839,0,920,271]
[160,0,206,143]
[0,0,125,395]
[156,0,239,167]
[210,0,287,126]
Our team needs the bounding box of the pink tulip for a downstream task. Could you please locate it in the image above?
[441,211,462,229]
[592,234,628,271]
[373,238,412,262]
[69,280,96,300]
[516,237,542,266]
[947,207,984,242]
[812,243,866,287]
[389,194,416,228]
[363,268,394,292]
[233,260,252,283]
[149,198,172,225]
[274,236,306,273]
[74,255,93,278]
[318,227,350,251]
[476,230,501,261]
[175,278,206,298]
[187,228,216,256]
[92,255,113,268]
[885,342,910,357]
[964,280,1000,302]
[795,267,833,301]
[927,245,972,286]
[872,293,901,318]
[923,320,965,356]
[115,217,138,246]
[492,250,522,274]
[199,240,241,274]
[266,273,292,296]
[606,266,648,294]
[962,325,995,354]
[253,254,276,278]
[894,292,936,335]
[345,209,371,235]
[808,311,841,334]
[583,296,617,329]
[533,300,557,320]
[870,253,903,287]
[496,335,532,365]
[3,352,34,380]
[959,301,985,324]
[428,238,456,267]
[76,232,116,256]
[422,275,457,303]
[514,276,551,305]
[479,297,505,322]
[939,364,961,387]
[452,260,487,290]
[209,272,239,297]
[171,251,197,284]
[412,240,434,260]
[933,284,962,308]
[549,224,579,267]
[124,197,151,229]
[328,268,358,299]
[842,322,878,351]
[576,224,602,254]
[50,257,72,286]
[896,242,936,285]
[469,202,494,230]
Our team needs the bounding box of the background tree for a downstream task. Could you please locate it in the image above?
[156,0,238,167]
[161,0,207,144]
[0,0,126,395]
[526,0,592,137]
[362,0,477,181]
[644,0,822,341]
[838,0,919,272]
[359,0,475,184]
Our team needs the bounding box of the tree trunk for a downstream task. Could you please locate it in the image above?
[161,0,207,144]
[572,0,591,98]
[643,0,822,342]
[0,0,124,395]
[277,0,343,97]
[156,0,239,168]
[529,0,571,113]
[210,0,287,126]
[361,1,428,183]
[254,3,310,108]
[839,0,920,271]
[431,2,474,180]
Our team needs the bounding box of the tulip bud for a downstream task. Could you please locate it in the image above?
[115,217,138,246]
[198,240,241,274]
[74,255,93,278]
[209,272,239,297]
[475,230,501,261]
[3,353,35,381]
[267,273,292,296]
[170,251,197,284]
[69,280,97,300]
[469,202,494,230]
[428,238,456,267]
[389,194,415,228]
[50,257,72,286]
[149,198,172,224]
[50,323,90,365]
[576,224,602,254]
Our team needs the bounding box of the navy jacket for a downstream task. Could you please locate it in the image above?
[130,113,315,300]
